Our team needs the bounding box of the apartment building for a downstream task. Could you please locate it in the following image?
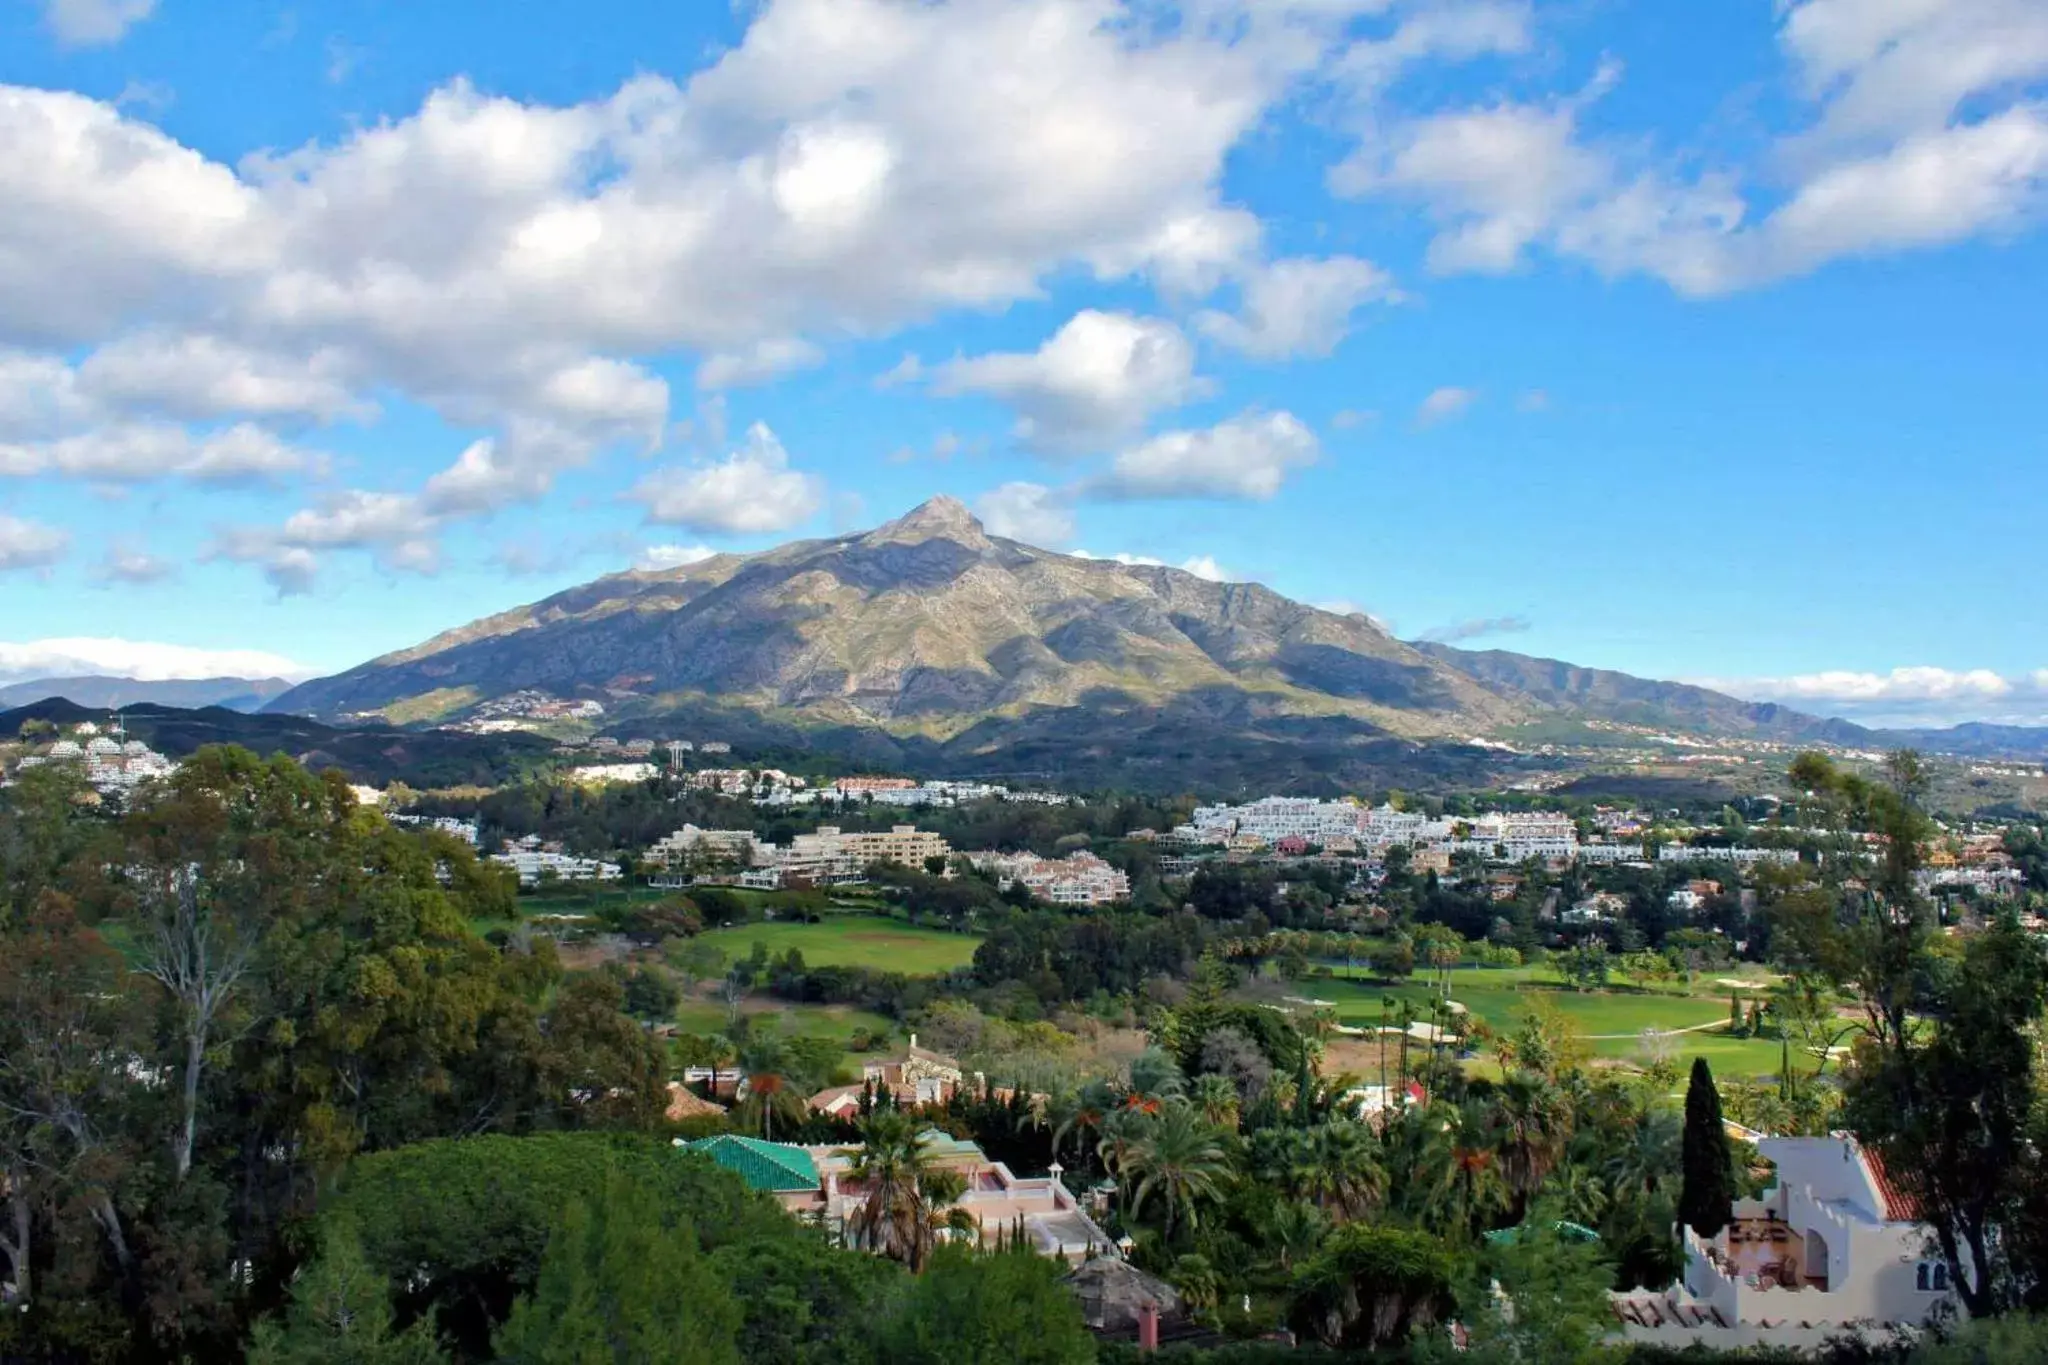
[966,850,1131,905]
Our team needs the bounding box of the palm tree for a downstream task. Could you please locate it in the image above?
[1490,1070,1571,1215]
[1192,1074,1240,1130]
[1301,1120,1385,1220]
[1414,1106,1511,1238]
[846,1112,946,1269]
[735,1070,806,1141]
[1124,1101,1231,1247]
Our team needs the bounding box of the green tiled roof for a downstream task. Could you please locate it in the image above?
[918,1129,984,1161]
[683,1135,819,1193]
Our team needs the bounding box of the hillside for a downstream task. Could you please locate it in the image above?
[0,674,293,712]
[271,497,1528,745]
[0,698,557,788]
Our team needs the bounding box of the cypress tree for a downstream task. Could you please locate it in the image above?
[1680,1057,1735,1238]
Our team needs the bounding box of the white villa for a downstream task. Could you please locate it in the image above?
[1616,1133,1961,1350]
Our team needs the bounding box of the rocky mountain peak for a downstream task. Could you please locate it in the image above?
[863,494,990,549]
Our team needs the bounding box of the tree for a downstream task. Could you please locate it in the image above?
[1490,1072,1571,1217]
[1560,941,1609,992]
[1441,1219,1619,1365]
[846,1112,948,1270]
[1124,1101,1232,1245]
[0,897,146,1295]
[873,1244,1095,1365]
[247,1222,447,1365]
[493,1176,742,1365]
[1679,1059,1735,1239]
[1845,916,2048,1316]
[1291,1223,1456,1351]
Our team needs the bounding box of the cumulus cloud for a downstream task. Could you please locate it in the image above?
[975,481,1075,546]
[629,422,824,535]
[1418,614,1531,644]
[41,0,156,48]
[1097,410,1318,500]
[0,513,69,572]
[211,488,444,592]
[0,0,1379,571]
[696,339,826,391]
[933,311,1204,452]
[1415,386,1477,426]
[1075,549,1238,582]
[1196,255,1396,359]
[1333,3,2048,297]
[1698,665,2048,727]
[0,636,312,683]
[0,422,322,483]
[89,544,177,585]
[635,543,718,571]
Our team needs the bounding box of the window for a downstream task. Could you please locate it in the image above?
[1916,1262,1950,1292]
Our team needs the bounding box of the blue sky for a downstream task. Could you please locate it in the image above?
[1,0,2044,726]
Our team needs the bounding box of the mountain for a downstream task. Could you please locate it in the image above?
[0,697,556,788]
[266,497,2046,786]
[0,674,294,712]
[1409,644,1870,744]
[269,497,1539,790]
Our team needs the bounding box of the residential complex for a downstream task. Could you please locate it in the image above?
[966,850,1131,905]
[1617,1133,1959,1350]
[679,1129,1118,1264]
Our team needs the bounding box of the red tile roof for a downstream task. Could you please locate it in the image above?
[1859,1145,1921,1223]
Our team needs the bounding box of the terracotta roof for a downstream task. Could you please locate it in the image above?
[665,1083,726,1121]
[1859,1145,1921,1223]
[809,1084,865,1113]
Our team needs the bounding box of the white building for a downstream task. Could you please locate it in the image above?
[648,825,762,885]
[490,848,622,887]
[1183,797,1366,845]
[570,762,659,785]
[966,850,1131,905]
[1617,1134,1961,1350]
[1659,845,1799,866]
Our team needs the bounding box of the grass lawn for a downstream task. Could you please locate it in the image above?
[1274,964,1806,1081]
[694,916,980,976]
[672,996,900,1076]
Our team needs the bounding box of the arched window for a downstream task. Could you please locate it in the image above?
[1916,1261,1950,1292]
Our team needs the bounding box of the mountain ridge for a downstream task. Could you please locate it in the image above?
[266,498,2048,770]
[0,675,294,712]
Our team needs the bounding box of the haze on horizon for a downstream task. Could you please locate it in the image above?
[1,0,2043,729]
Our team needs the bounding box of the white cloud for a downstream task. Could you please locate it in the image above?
[934,311,1204,452]
[975,481,1074,546]
[635,543,718,571]
[1419,614,1531,643]
[1779,0,2048,150]
[0,636,312,683]
[1097,410,1318,501]
[1333,7,2048,298]
[696,338,826,390]
[1332,85,1617,275]
[0,0,1375,550]
[0,513,69,572]
[0,422,322,483]
[90,544,177,585]
[1314,599,1394,632]
[74,333,368,422]
[1416,386,1477,425]
[1075,548,1239,582]
[629,421,824,534]
[1335,1,1534,96]
[1196,255,1396,358]
[40,0,156,48]
[211,488,444,591]
[1698,664,2048,726]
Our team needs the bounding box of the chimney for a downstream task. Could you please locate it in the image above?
[909,1033,918,1050]
[1138,1303,1160,1353]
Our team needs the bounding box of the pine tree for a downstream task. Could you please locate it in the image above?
[247,1222,447,1365]
[493,1174,741,1365]
[1679,1057,1735,1239]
